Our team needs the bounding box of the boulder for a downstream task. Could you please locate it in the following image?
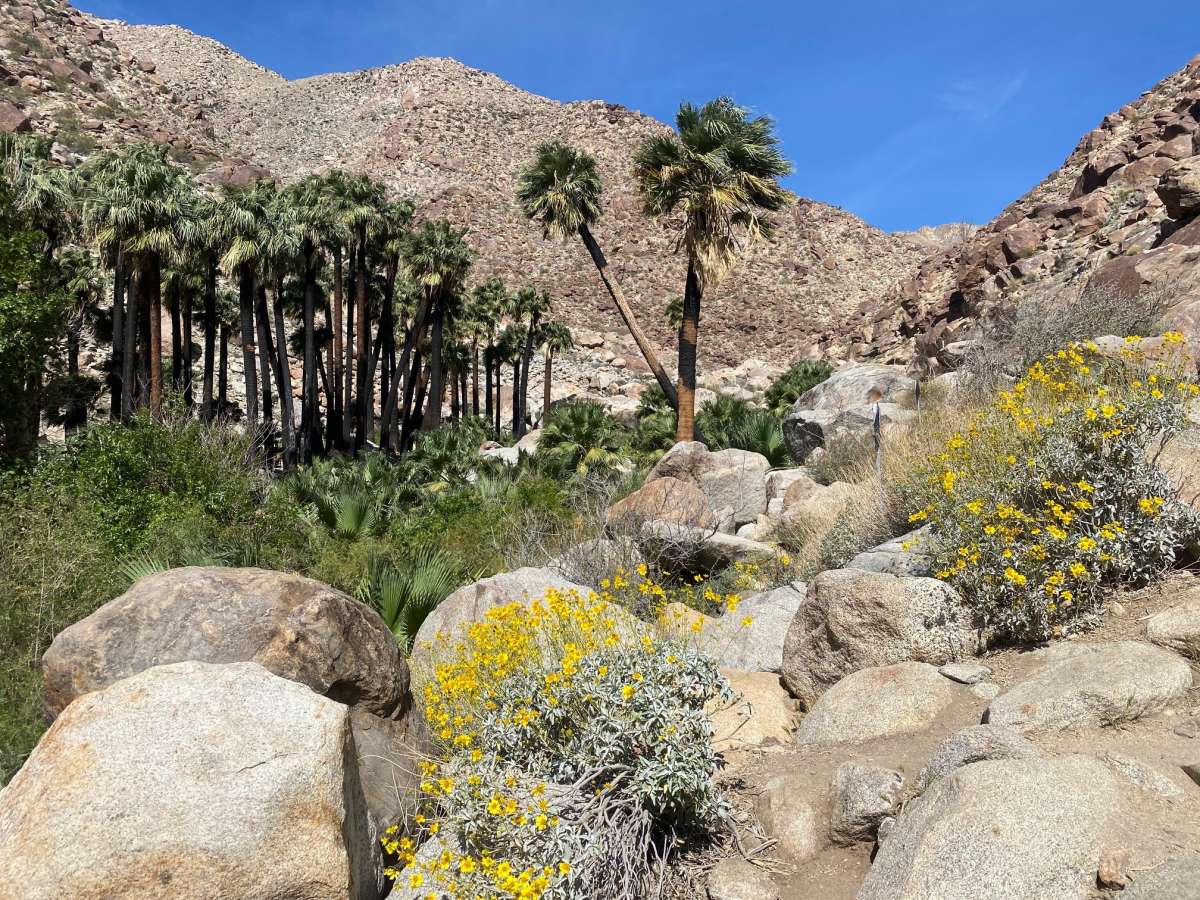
[350,708,432,839]
[913,725,1038,792]
[784,403,915,463]
[857,756,1118,900]
[794,662,962,748]
[754,774,829,863]
[782,364,917,460]
[791,364,917,412]
[1147,591,1200,658]
[829,762,903,845]
[1157,157,1200,219]
[413,567,591,653]
[845,528,933,577]
[779,476,858,531]
[692,582,806,672]
[984,642,1193,732]
[548,536,644,587]
[649,442,771,526]
[0,100,31,134]
[707,670,798,752]
[937,663,992,684]
[605,476,717,535]
[639,520,785,574]
[1124,859,1200,900]
[0,661,381,900]
[781,569,982,708]
[705,857,780,900]
[41,566,410,720]
[765,467,814,501]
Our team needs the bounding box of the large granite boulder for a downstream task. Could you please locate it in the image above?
[691,582,806,672]
[604,476,717,535]
[793,662,962,748]
[708,670,799,753]
[413,566,591,653]
[984,642,1193,733]
[41,566,410,720]
[639,520,785,574]
[781,569,982,708]
[1147,590,1200,658]
[913,725,1039,793]
[782,364,917,461]
[648,442,771,526]
[0,661,381,900]
[858,755,1119,900]
[845,528,933,577]
[349,708,432,840]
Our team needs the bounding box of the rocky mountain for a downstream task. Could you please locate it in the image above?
[0,0,930,369]
[843,54,1200,370]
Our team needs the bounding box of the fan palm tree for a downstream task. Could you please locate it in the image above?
[517,141,677,409]
[356,550,463,649]
[80,143,195,418]
[469,277,507,428]
[399,220,474,435]
[370,197,414,451]
[53,248,103,436]
[511,286,551,438]
[2,135,74,259]
[538,320,573,423]
[633,98,792,442]
[495,323,525,435]
[178,193,223,420]
[539,400,625,477]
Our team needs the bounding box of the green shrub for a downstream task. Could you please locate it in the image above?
[537,401,626,477]
[356,549,464,649]
[914,337,1199,641]
[764,360,833,417]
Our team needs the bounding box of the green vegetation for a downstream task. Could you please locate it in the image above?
[764,360,834,417]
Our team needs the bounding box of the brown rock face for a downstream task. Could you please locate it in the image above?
[1157,157,1200,219]
[0,99,30,133]
[41,566,411,720]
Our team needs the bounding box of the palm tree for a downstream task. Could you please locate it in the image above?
[398,220,474,435]
[633,98,791,442]
[80,143,194,418]
[469,277,507,429]
[53,248,103,436]
[369,197,414,451]
[538,320,573,424]
[2,135,74,259]
[517,141,677,409]
[339,174,386,450]
[495,323,524,435]
[538,400,625,477]
[511,286,551,438]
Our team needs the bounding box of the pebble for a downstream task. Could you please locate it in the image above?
[939,663,992,684]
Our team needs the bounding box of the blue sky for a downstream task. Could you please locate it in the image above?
[77,0,1198,232]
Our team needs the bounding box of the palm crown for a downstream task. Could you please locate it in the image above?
[633,97,792,290]
[516,142,603,240]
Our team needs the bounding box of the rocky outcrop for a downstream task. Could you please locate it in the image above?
[782,364,917,460]
[605,476,717,535]
[41,566,410,720]
[859,756,1119,900]
[985,642,1193,732]
[0,661,382,900]
[781,569,981,708]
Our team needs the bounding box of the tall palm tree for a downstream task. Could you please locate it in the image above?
[469,277,507,429]
[398,220,474,435]
[53,248,103,437]
[179,193,223,422]
[316,171,351,448]
[372,199,415,451]
[633,98,791,442]
[495,323,524,435]
[339,174,386,450]
[80,143,194,418]
[517,141,677,409]
[511,286,551,438]
[538,320,573,424]
[263,189,302,468]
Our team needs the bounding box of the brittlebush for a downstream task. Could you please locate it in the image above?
[390,583,729,899]
[911,335,1199,641]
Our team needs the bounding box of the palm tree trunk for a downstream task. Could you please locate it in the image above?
[381,293,430,453]
[354,233,369,450]
[300,247,319,461]
[422,298,444,432]
[675,260,701,443]
[138,289,150,408]
[181,285,194,411]
[218,321,229,417]
[65,308,85,437]
[401,351,426,453]
[147,253,163,416]
[169,279,182,395]
[460,367,468,421]
[121,267,138,420]
[494,354,502,438]
[578,223,678,410]
[543,346,553,423]
[201,255,217,422]
[484,344,493,427]
[343,264,355,449]
[517,312,540,438]
[380,259,397,437]
[331,245,344,449]
[471,342,480,417]
[511,359,520,433]
[255,283,275,423]
[272,280,296,468]
[238,264,259,425]
[109,248,125,420]
[450,358,460,422]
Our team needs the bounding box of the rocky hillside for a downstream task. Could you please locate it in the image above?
[842,54,1200,370]
[0,0,931,368]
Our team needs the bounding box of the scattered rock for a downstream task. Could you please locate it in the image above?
[938,662,992,684]
[781,569,982,708]
[984,641,1193,732]
[705,857,779,900]
[857,755,1118,900]
[914,724,1038,793]
[794,662,962,748]
[41,566,410,720]
[0,100,31,134]
[754,774,829,863]
[845,528,933,577]
[605,476,717,535]
[829,762,903,845]
[0,661,381,900]
[649,442,771,526]
[1097,847,1130,890]
[639,520,785,573]
[782,364,917,460]
[1157,157,1200,219]
[707,670,798,753]
[1147,590,1200,658]
[1123,858,1200,899]
[765,467,814,500]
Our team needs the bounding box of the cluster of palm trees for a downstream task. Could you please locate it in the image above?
[4,93,791,463]
[2,137,574,465]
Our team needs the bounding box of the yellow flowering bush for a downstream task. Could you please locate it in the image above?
[912,335,1199,640]
[390,585,729,899]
